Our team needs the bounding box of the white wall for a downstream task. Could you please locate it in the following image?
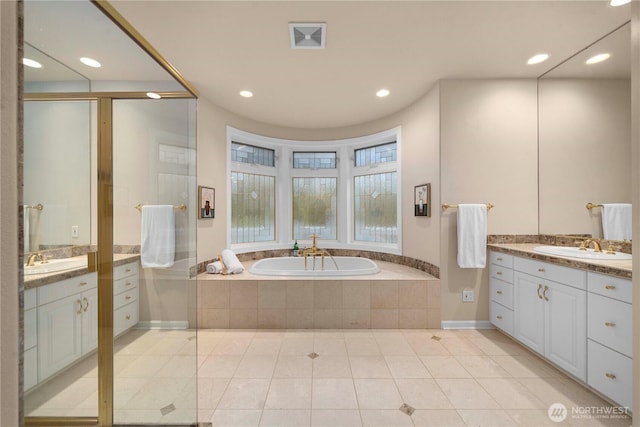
[539,79,631,236]
[439,80,539,323]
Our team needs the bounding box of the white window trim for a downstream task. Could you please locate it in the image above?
[226,126,402,255]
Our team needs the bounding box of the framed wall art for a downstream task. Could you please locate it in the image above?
[414,183,430,217]
[198,186,215,219]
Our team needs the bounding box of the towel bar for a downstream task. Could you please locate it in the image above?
[24,204,44,211]
[586,203,604,210]
[442,203,494,210]
[135,204,187,212]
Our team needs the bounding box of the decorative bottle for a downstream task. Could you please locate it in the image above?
[293,240,299,257]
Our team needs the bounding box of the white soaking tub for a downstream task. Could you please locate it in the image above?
[249,256,380,277]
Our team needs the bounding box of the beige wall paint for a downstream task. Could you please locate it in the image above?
[539,79,631,236]
[630,0,639,417]
[1,0,21,424]
[197,85,442,267]
[439,80,539,323]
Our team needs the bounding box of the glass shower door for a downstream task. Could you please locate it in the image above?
[112,98,198,425]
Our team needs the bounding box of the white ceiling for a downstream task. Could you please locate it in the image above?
[30,1,632,129]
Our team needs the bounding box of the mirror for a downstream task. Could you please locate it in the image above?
[23,0,188,254]
[538,22,631,242]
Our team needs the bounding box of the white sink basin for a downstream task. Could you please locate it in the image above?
[533,245,632,261]
[24,258,87,275]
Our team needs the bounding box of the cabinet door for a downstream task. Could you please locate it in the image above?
[81,288,98,355]
[38,294,83,381]
[545,280,586,381]
[513,272,545,355]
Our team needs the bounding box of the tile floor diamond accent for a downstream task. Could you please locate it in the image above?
[399,402,415,416]
[23,328,632,427]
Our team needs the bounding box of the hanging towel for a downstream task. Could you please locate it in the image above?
[457,204,488,269]
[602,203,632,241]
[206,261,223,274]
[221,249,244,274]
[140,205,175,268]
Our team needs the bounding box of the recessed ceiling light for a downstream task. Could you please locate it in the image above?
[146,92,161,99]
[527,53,549,65]
[239,90,253,98]
[376,89,390,98]
[80,57,101,68]
[585,53,611,65]
[22,58,42,68]
[610,0,631,6]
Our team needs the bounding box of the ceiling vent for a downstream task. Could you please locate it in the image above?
[289,23,326,49]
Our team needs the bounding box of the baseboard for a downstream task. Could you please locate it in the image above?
[135,320,190,330]
[440,320,495,330]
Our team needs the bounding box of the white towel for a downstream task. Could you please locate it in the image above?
[206,261,223,274]
[140,205,175,268]
[602,203,632,241]
[456,204,488,269]
[221,249,244,274]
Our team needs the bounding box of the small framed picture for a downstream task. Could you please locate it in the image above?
[414,183,430,217]
[198,186,215,219]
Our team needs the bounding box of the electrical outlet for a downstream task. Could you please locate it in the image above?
[71,225,79,238]
[462,290,474,302]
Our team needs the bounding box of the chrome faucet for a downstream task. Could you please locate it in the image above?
[578,238,602,253]
[26,253,44,266]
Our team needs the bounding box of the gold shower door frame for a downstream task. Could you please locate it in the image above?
[23,92,194,427]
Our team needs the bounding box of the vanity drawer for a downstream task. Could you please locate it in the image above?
[490,300,513,336]
[587,293,632,357]
[25,308,37,350]
[588,339,632,410]
[38,273,97,305]
[25,289,37,310]
[490,277,513,309]
[114,287,138,310]
[114,302,138,336]
[490,252,513,269]
[588,273,631,304]
[514,257,585,290]
[114,262,139,281]
[490,264,513,284]
[114,273,138,295]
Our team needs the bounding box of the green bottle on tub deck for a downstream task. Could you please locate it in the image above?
[293,240,299,257]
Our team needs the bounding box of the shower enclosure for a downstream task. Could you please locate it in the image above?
[23,1,198,426]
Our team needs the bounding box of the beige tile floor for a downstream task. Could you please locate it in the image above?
[25,328,632,426]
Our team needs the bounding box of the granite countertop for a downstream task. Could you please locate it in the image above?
[198,259,437,281]
[24,254,140,290]
[488,243,632,280]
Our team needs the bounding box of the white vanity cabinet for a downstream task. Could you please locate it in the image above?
[490,252,587,382]
[586,272,632,411]
[28,259,139,390]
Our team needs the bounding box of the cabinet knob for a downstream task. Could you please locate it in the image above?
[496,290,503,295]
[496,272,502,276]
[126,314,131,320]
[605,322,616,328]
[605,285,616,291]
[496,315,503,320]
[125,282,132,286]
[497,257,503,261]
[126,268,132,272]
[79,281,88,286]
[605,372,617,380]
[537,268,545,273]
[125,295,132,300]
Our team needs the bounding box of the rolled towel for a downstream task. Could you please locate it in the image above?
[206,261,223,274]
[221,249,244,274]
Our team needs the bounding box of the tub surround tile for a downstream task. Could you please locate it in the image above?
[342,309,371,329]
[342,281,371,309]
[371,281,398,309]
[398,309,428,329]
[201,282,229,309]
[258,282,286,309]
[230,282,258,309]
[370,309,398,329]
[258,309,286,329]
[314,281,343,309]
[398,281,427,309]
[286,281,314,308]
[286,310,314,329]
[229,309,258,329]
[200,309,230,329]
[313,309,342,329]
